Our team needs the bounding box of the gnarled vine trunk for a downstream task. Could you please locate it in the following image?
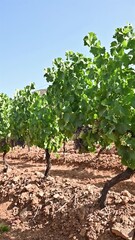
[98,167,135,209]
[3,150,9,172]
[44,148,51,177]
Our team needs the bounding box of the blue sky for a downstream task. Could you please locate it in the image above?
[0,0,135,97]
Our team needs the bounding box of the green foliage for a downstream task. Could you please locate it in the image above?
[0,93,11,139]
[0,24,135,170]
[28,91,64,151]
[9,83,64,152]
[0,93,11,152]
[45,24,135,169]
[0,223,10,233]
[9,83,36,145]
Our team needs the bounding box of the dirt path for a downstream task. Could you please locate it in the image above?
[0,143,134,240]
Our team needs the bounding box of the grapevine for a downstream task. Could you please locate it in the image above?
[45,24,135,207]
[0,24,134,208]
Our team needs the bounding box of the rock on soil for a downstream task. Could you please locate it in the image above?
[0,143,135,240]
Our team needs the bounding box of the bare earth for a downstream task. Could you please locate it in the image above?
[0,142,135,240]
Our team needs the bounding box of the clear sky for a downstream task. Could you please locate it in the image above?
[0,0,135,97]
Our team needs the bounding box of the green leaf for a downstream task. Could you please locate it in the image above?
[83,32,98,47]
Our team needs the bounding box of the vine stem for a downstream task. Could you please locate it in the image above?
[98,167,135,209]
[44,148,51,177]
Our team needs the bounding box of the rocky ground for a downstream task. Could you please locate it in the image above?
[0,142,135,240]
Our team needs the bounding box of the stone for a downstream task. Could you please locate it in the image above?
[53,193,60,199]
[121,190,132,198]
[112,223,135,240]
[19,207,28,220]
[25,183,39,192]
[80,227,87,237]
[12,206,19,216]
[37,190,44,197]
[121,196,130,204]
[76,206,86,222]
[32,196,39,205]
[20,192,30,201]
[13,176,20,182]
[35,171,44,178]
